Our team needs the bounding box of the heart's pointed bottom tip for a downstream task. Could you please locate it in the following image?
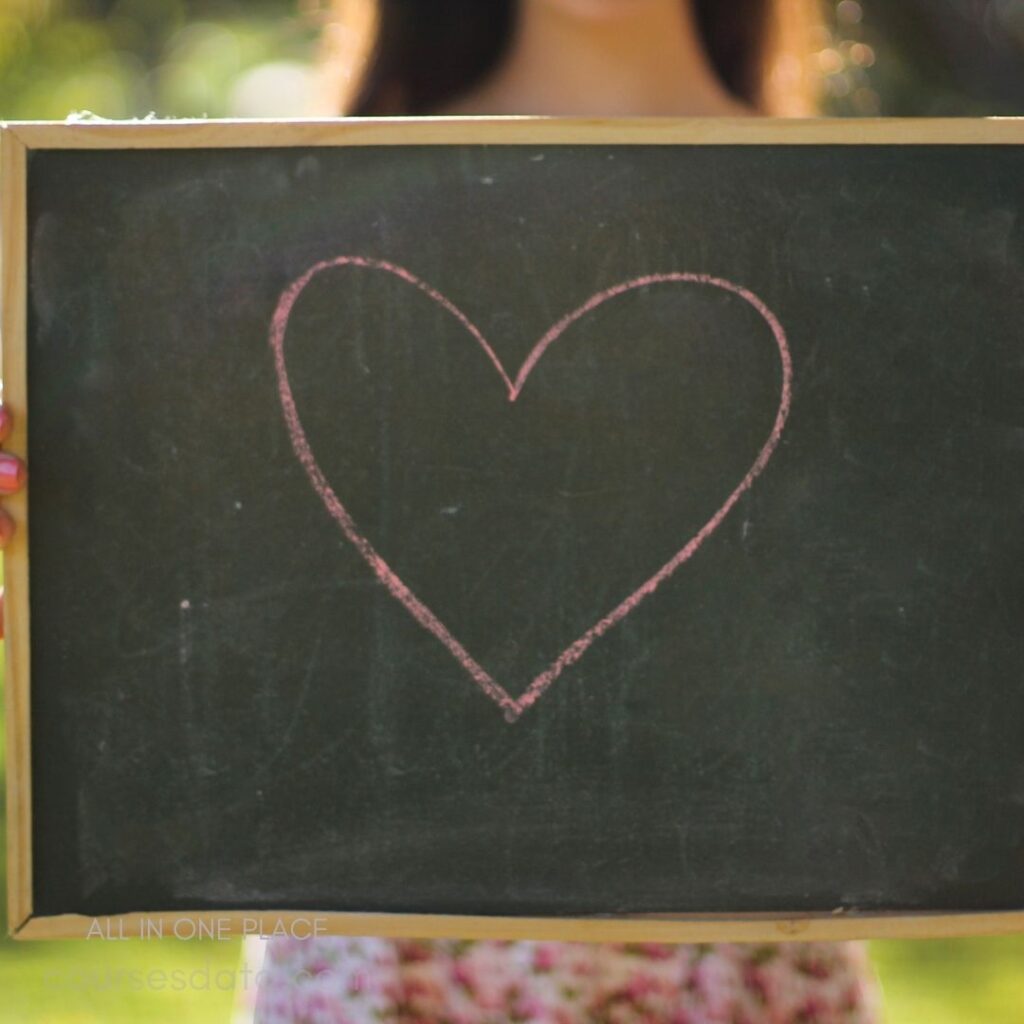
[502,704,523,724]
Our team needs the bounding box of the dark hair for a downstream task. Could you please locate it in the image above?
[330,0,816,117]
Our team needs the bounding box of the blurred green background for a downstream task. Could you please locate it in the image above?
[2,1,1023,1021]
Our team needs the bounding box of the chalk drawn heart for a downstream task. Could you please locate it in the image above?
[270,257,792,723]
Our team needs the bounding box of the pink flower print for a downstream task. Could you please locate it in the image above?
[397,940,436,963]
[532,944,560,972]
[512,991,550,1020]
[742,961,770,1004]
[693,952,742,1019]
[842,983,864,1011]
[796,953,833,981]
[451,959,475,990]
[255,991,293,1023]
[398,972,450,1019]
[624,971,661,1001]
[253,937,883,1024]
[267,937,308,965]
[637,943,677,960]
[791,994,829,1023]
[346,969,368,996]
[291,986,354,1024]
[467,971,511,1011]
[570,955,598,978]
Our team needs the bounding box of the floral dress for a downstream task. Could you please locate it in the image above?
[250,936,883,1023]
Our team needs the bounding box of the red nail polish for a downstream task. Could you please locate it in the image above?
[0,455,25,492]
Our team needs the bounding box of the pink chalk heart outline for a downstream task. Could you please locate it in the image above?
[270,256,793,723]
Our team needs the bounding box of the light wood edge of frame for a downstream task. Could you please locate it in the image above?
[2,116,1024,150]
[0,125,32,935]
[11,909,1024,942]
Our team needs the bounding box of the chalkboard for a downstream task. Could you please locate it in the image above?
[3,119,1024,941]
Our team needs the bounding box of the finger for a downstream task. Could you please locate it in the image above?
[0,509,13,549]
[0,452,26,494]
[0,405,11,444]
[0,586,5,641]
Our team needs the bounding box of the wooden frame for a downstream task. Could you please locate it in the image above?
[2,117,1024,941]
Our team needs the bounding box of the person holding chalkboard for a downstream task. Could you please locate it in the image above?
[245,2,887,1022]
[240,0,885,1021]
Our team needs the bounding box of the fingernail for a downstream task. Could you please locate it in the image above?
[0,406,11,443]
[0,454,26,492]
[0,513,13,548]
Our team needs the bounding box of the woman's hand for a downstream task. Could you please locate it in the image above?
[0,404,28,639]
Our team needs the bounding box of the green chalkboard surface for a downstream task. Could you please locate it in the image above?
[11,123,1024,930]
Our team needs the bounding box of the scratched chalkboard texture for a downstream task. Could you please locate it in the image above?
[25,143,1024,918]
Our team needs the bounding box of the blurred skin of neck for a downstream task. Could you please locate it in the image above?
[442,0,752,116]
